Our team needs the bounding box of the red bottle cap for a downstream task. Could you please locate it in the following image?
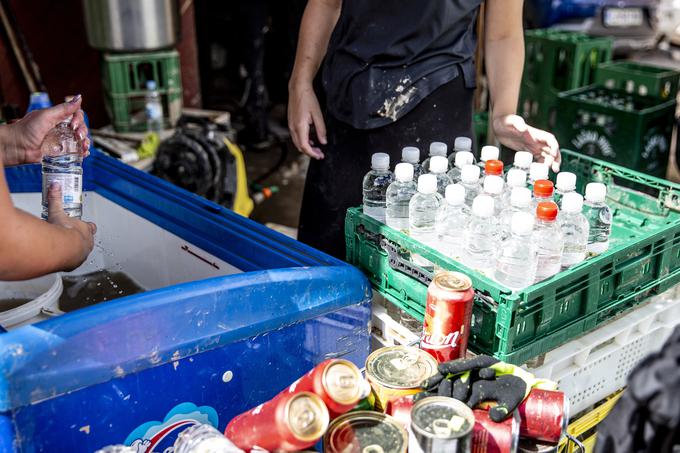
[533,180,554,198]
[536,201,558,221]
[485,159,504,176]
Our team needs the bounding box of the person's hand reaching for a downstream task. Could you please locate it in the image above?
[493,114,561,172]
[288,82,327,160]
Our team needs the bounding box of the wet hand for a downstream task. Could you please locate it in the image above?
[288,82,326,160]
[493,114,561,172]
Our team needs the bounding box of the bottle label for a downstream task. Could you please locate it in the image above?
[145,102,163,120]
[43,173,82,205]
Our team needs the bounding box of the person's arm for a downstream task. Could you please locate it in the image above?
[288,0,342,160]
[484,0,561,172]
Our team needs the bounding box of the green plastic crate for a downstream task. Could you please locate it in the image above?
[474,111,489,152]
[596,61,680,101]
[104,90,183,133]
[555,86,676,178]
[345,150,680,364]
[520,30,613,129]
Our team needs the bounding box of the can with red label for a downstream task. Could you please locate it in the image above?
[225,391,329,452]
[420,271,475,363]
[472,409,519,453]
[385,395,416,429]
[517,389,569,443]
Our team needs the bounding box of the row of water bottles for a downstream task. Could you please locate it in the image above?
[362,140,613,291]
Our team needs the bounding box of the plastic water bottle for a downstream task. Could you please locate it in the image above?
[145,80,164,134]
[429,156,452,196]
[478,145,500,173]
[41,117,83,219]
[464,195,498,273]
[447,151,474,184]
[513,151,533,173]
[528,162,549,191]
[503,168,527,206]
[483,175,505,216]
[460,164,481,208]
[363,153,394,222]
[175,424,244,453]
[555,172,577,208]
[27,91,52,112]
[583,182,612,255]
[559,192,589,268]
[386,163,417,231]
[499,187,533,241]
[448,136,473,168]
[495,212,538,290]
[402,146,423,180]
[437,184,470,260]
[532,180,555,210]
[480,159,504,186]
[422,142,447,174]
[410,174,445,264]
[533,202,564,282]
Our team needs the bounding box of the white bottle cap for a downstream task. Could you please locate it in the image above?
[513,151,533,169]
[372,153,390,170]
[454,137,473,151]
[481,145,500,162]
[455,151,474,168]
[561,192,584,213]
[429,156,448,174]
[429,142,448,157]
[472,195,494,218]
[511,212,535,235]
[556,172,577,192]
[511,187,532,208]
[529,162,549,182]
[460,164,481,183]
[483,175,504,195]
[585,182,607,203]
[506,168,527,188]
[445,184,466,205]
[394,163,414,182]
[418,174,438,194]
[402,146,420,164]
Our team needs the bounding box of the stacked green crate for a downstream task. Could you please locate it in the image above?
[101,50,183,132]
[519,30,613,129]
[596,61,680,101]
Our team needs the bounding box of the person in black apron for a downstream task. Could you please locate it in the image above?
[289,0,560,259]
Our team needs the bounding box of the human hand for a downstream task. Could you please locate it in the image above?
[288,81,326,160]
[3,95,90,166]
[493,114,561,172]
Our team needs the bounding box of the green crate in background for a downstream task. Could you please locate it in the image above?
[596,61,680,101]
[519,29,613,129]
[104,90,183,133]
[473,111,489,152]
[555,86,676,178]
[345,150,680,364]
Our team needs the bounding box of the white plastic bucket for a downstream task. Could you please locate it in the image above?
[0,274,63,328]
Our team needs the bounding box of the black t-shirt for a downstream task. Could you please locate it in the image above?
[323,0,483,130]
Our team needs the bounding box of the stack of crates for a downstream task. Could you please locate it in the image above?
[519,29,613,129]
[101,50,183,132]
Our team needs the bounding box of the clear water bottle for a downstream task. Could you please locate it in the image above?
[532,180,555,210]
[386,163,417,232]
[483,175,505,216]
[499,187,533,241]
[145,80,164,134]
[409,174,445,265]
[555,172,577,208]
[448,136,473,168]
[402,146,423,180]
[528,162,549,191]
[429,156,452,196]
[478,145,500,173]
[583,182,612,255]
[513,151,533,173]
[437,184,470,260]
[480,159,504,186]
[41,118,83,220]
[422,142,447,174]
[363,153,394,222]
[175,424,244,453]
[447,151,474,184]
[533,202,564,283]
[460,164,481,208]
[559,192,589,268]
[464,195,498,273]
[503,168,527,206]
[495,212,538,290]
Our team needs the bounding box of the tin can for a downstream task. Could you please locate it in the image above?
[409,397,475,453]
[472,409,519,453]
[420,271,475,363]
[517,389,569,443]
[365,346,439,412]
[324,411,408,453]
[517,439,559,452]
[225,391,329,452]
[385,395,416,429]
[280,359,363,417]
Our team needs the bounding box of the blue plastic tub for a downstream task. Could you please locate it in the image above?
[1,151,371,452]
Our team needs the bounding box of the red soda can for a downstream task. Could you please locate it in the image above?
[280,359,363,418]
[472,409,520,453]
[225,391,329,451]
[517,389,569,443]
[420,271,475,363]
[385,395,416,429]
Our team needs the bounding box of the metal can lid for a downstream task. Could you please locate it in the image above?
[411,397,475,439]
[324,411,408,453]
[286,392,330,442]
[433,271,472,292]
[323,359,363,405]
[365,346,438,390]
